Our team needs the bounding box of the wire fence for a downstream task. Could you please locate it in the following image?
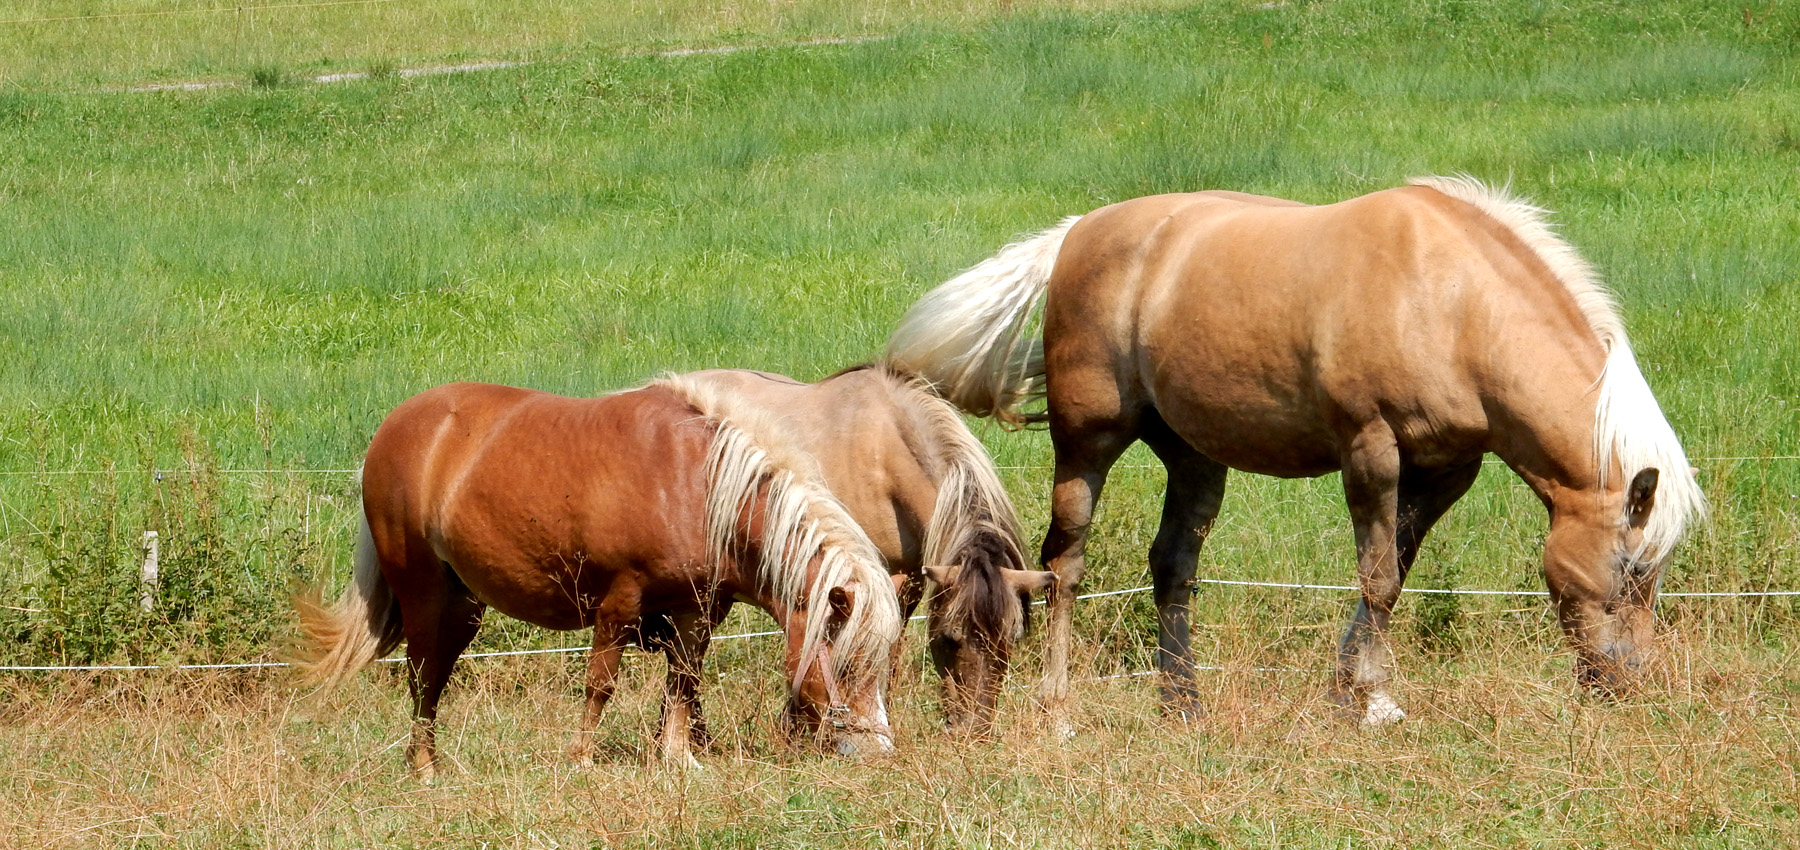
[2,452,1795,477]
[4,575,1794,673]
[3,450,1797,673]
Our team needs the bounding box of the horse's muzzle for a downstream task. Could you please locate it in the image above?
[834,729,895,760]
[1577,640,1645,696]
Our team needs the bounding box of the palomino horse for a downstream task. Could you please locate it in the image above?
[888,176,1705,726]
[673,366,1055,734]
[296,380,902,776]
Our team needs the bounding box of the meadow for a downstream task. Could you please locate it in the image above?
[2,0,1799,845]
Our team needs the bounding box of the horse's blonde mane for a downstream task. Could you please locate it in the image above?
[654,374,901,685]
[886,374,1027,569]
[1411,175,1706,562]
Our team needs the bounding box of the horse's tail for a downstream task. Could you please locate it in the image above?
[655,375,903,689]
[886,216,1082,425]
[293,504,404,689]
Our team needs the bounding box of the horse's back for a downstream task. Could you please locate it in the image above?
[681,368,941,566]
[1046,186,1603,475]
[362,382,716,629]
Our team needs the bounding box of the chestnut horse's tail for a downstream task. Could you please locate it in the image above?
[293,504,404,689]
[886,216,1082,425]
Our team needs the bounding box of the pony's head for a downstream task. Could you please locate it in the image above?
[661,372,904,756]
[780,570,900,759]
[1545,465,1699,693]
[1543,331,1705,694]
[922,528,1055,736]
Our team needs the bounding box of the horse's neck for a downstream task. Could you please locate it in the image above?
[1484,340,1607,506]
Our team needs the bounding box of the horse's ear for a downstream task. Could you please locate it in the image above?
[826,585,855,629]
[922,564,961,587]
[1001,567,1056,596]
[1627,468,1659,529]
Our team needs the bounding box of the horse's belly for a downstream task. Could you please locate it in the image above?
[1158,399,1342,478]
[440,545,600,631]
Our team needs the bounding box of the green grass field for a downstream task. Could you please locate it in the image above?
[3,0,1799,845]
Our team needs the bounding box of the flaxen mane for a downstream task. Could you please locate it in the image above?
[1410,175,1706,562]
[654,374,903,685]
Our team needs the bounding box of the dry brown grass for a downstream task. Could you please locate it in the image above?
[4,601,1797,848]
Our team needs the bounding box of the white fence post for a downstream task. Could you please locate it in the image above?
[140,531,159,613]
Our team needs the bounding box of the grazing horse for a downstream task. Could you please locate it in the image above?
[887,176,1705,726]
[296,380,902,777]
[672,366,1055,734]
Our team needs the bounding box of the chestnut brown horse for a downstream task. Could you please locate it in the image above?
[888,176,1705,726]
[674,366,1055,734]
[296,380,902,776]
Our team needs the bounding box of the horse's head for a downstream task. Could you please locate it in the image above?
[782,579,899,758]
[1544,467,1674,693]
[922,533,1056,736]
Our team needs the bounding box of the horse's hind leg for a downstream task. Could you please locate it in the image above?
[1036,417,1136,723]
[398,566,486,781]
[1140,414,1228,719]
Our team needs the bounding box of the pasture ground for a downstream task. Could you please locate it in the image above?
[3,0,1799,845]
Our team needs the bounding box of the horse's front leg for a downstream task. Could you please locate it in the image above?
[655,610,717,769]
[889,573,925,689]
[1334,422,1406,726]
[567,619,628,766]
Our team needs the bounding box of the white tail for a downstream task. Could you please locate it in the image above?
[294,506,403,688]
[886,217,1081,423]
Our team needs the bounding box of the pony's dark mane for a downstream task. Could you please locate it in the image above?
[861,363,1034,646]
[934,521,1033,645]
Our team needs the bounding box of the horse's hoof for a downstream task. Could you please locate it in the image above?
[1361,692,1406,727]
[662,753,705,771]
[567,745,595,768]
[1162,696,1205,725]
